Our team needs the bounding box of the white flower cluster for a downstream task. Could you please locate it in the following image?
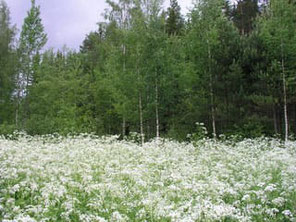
[0,135,295,221]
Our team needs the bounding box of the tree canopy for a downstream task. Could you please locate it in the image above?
[1,0,296,140]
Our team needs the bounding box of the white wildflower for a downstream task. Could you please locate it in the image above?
[0,135,295,221]
[272,197,285,207]
[282,210,293,217]
[264,184,277,192]
[242,194,251,201]
[265,208,279,217]
[110,211,127,222]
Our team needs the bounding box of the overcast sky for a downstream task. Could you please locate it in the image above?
[6,0,193,51]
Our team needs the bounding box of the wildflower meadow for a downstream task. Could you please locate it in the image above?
[0,133,295,221]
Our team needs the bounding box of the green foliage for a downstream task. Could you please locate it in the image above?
[0,0,16,126]
[232,0,259,35]
[19,0,47,58]
[0,123,16,135]
[1,0,296,140]
[187,122,209,145]
[234,116,266,138]
[165,0,184,36]
[14,0,47,130]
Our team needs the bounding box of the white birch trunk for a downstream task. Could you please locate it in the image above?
[122,43,126,138]
[281,38,289,142]
[155,77,160,141]
[210,79,217,139]
[139,92,144,146]
[207,40,217,139]
[136,46,144,146]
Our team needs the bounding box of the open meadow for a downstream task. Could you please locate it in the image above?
[0,134,295,222]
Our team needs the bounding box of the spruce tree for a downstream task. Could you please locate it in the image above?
[232,0,259,35]
[165,0,184,36]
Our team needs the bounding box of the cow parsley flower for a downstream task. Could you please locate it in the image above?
[282,210,292,217]
[272,197,285,207]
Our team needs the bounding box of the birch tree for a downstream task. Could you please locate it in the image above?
[17,0,47,127]
[188,0,227,138]
[258,0,296,141]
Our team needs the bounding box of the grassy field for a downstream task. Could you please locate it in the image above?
[0,134,295,221]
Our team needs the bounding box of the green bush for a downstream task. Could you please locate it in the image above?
[0,123,17,135]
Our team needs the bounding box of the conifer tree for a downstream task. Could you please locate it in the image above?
[232,0,259,35]
[165,0,183,36]
[0,0,16,127]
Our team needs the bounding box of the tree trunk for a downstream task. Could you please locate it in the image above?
[15,75,22,128]
[122,43,126,139]
[108,98,111,134]
[207,40,217,139]
[295,104,296,135]
[209,78,217,139]
[138,91,144,145]
[136,47,144,146]
[122,117,126,138]
[147,122,150,139]
[281,38,288,142]
[155,77,160,140]
[15,102,19,128]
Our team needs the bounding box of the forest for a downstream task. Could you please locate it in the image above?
[0,0,296,141]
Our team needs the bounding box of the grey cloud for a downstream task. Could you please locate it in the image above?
[6,0,192,50]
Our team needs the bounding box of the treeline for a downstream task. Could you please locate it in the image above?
[0,0,296,141]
